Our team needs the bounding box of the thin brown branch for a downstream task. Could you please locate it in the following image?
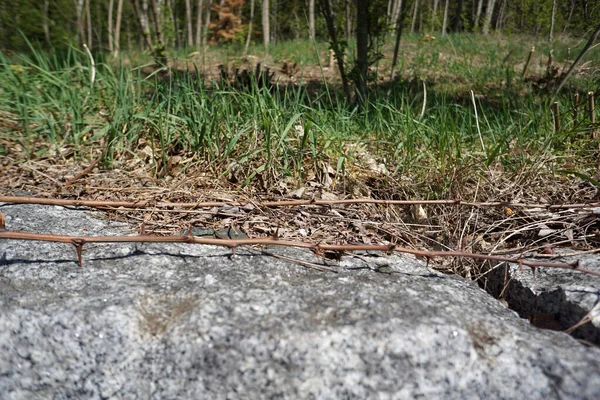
[0,228,598,277]
[63,156,101,189]
[1,195,599,211]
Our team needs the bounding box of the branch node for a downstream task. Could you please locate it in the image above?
[186,225,194,241]
[386,244,396,255]
[72,240,84,268]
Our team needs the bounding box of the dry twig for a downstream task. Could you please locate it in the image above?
[0,220,597,276]
[1,195,598,211]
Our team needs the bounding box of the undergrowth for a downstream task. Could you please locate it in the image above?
[0,34,598,196]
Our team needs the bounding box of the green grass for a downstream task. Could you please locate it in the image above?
[0,33,598,196]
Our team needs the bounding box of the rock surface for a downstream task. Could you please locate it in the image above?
[1,203,600,399]
[485,251,600,345]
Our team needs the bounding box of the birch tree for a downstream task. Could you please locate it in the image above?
[203,0,211,48]
[356,0,369,102]
[482,0,496,34]
[410,0,418,33]
[308,0,315,40]
[108,0,115,52]
[549,0,556,41]
[473,0,483,30]
[113,0,124,55]
[195,0,204,46]
[185,0,193,46]
[431,0,439,31]
[85,0,91,47]
[442,0,449,34]
[262,0,269,50]
[43,0,51,45]
[244,0,255,53]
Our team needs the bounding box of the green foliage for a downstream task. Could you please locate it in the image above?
[0,0,596,56]
[1,34,597,187]
[161,1,177,49]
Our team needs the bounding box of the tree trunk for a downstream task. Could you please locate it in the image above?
[142,0,152,47]
[262,0,269,51]
[132,0,153,49]
[244,0,255,53]
[441,0,449,35]
[170,0,180,48]
[549,0,556,41]
[482,0,496,35]
[113,0,124,56]
[356,0,369,103]
[563,0,576,33]
[272,0,277,44]
[150,0,167,64]
[108,0,114,52]
[345,0,351,42]
[453,0,463,32]
[431,0,439,31]
[76,0,85,46]
[43,0,51,46]
[319,0,352,103]
[410,0,418,33]
[474,0,483,30]
[309,0,315,40]
[85,0,92,48]
[494,0,504,31]
[390,0,408,83]
[391,0,401,27]
[185,0,193,46]
[203,1,211,48]
[195,0,204,46]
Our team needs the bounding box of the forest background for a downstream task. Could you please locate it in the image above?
[0,0,597,55]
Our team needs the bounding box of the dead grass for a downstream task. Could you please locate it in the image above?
[1,139,598,281]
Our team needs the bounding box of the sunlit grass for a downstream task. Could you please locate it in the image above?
[0,33,598,193]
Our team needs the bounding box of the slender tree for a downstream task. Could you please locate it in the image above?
[85,0,91,47]
[390,0,402,27]
[185,0,193,46]
[390,0,408,83]
[549,0,556,41]
[410,0,418,33]
[482,0,496,34]
[453,0,464,32]
[262,0,269,50]
[309,0,315,40]
[203,0,211,48]
[356,0,369,103]
[43,0,51,46]
[244,0,255,53]
[113,0,124,55]
[195,0,204,46]
[319,0,352,102]
[473,0,483,30]
[563,0,576,33]
[76,0,85,46]
[441,0,449,34]
[345,0,352,41]
[431,0,439,31]
[150,0,167,63]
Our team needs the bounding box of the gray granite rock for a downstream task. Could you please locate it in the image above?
[1,203,600,399]
[484,251,600,345]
